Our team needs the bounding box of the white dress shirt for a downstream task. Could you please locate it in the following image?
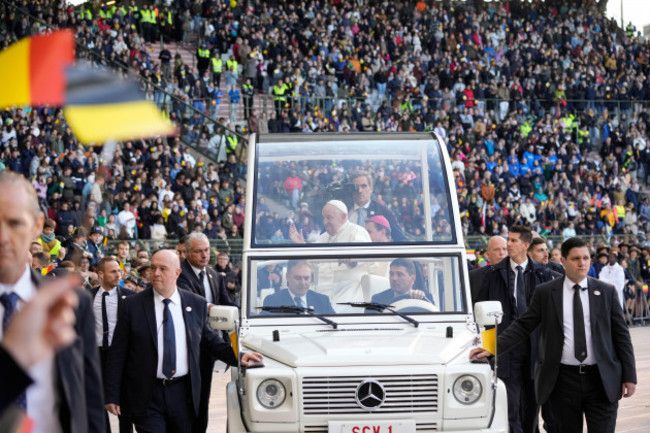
[93,287,119,347]
[510,258,528,308]
[0,265,61,433]
[560,277,596,365]
[154,288,189,378]
[349,202,370,227]
[191,264,214,304]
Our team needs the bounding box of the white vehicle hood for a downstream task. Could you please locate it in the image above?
[242,326,476,367]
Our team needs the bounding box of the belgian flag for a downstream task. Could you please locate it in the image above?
[63,67,175,144]
[0,30,175,144]
[0,30,74,108]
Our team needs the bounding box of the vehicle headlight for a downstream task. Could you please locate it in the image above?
[452,375,482,405]
[256,379,286,409]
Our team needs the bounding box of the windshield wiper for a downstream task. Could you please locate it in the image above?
[258,305,338,329]
[339,302,420,328]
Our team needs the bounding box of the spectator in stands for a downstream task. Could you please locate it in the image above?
[37,218,62,258]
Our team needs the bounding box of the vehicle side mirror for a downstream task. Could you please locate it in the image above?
[209,305,238,332]
[474,301,503,327]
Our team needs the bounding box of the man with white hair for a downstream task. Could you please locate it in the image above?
[289,200,372,312]
[176,232,235,433]
[289,200,371,243]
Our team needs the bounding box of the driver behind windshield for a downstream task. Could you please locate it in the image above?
[369,258,433,309]
[263,260,336,315]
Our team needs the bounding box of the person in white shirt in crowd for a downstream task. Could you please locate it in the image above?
[599,253,626,308]
[116,203,136,238]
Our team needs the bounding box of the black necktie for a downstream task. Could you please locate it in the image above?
[198,270,207,297]
[162,299,176,378]
[516,265,526,315]
[101,292,109,349]
[573,284,588,363]
[1,292,27,410]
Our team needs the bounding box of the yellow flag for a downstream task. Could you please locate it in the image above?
[482,328,496,355]
[229,332,238,358]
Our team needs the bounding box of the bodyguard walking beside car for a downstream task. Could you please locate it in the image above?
[471,237,636,433]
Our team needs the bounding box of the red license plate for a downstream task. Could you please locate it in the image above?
[329,420,415,433]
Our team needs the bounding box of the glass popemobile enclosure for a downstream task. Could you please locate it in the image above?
[210,133,507,433]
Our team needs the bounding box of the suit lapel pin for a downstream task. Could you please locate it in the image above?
[121,295,126,299]
[186,306,192,312]
[594,291,601,296]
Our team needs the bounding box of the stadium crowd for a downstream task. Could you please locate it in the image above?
[1,1,649,432]
[0,0,650,261]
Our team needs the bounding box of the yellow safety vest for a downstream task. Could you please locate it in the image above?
[226,59,238,72]
[614,205,626,219]
[273,83,287,101]
[198,48,210,59]
[140,9,150,23]
[226,136,238,153]
[211,58,223,73]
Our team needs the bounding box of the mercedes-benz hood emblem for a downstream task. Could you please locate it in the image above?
[355,380,386,410]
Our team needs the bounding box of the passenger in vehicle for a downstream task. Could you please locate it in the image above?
[365,215,392,278]
[348,171,406,241]
[289,200,371,244]
[365,216,427,293]
[288,200,372,313]
[263,260,335,315]
[369,258,433,309]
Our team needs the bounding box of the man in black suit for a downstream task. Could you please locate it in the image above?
[90,257,136,433]
[263,260,335,315]
[105,249,262,433]
[176,232,235,433]
[348,171,406,241]
[469,235,507,303]
[529,236,565,275]
[0,172,104,433]
[177,233,235,307]
[1,276,78,416]
[472,237,636,433]
[475,225,560,433]
[370,258,433,307]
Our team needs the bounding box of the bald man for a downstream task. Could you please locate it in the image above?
[105,250,262,432]
[469,236,507,303]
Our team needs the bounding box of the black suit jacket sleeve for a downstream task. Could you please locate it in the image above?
[75,289,105,433]
[105,296,132,405]
[0,345,33,415]
[210,269,236,307]
[607,282,637,385]
[495,284,544,356]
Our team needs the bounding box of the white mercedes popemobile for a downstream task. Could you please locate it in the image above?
[211,133,507,433]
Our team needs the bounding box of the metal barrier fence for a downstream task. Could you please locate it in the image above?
[253,93,650,122]
[105,238,244,266]
[106,234,643,265]
[0,0,247,165]
[465,234,646,251]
